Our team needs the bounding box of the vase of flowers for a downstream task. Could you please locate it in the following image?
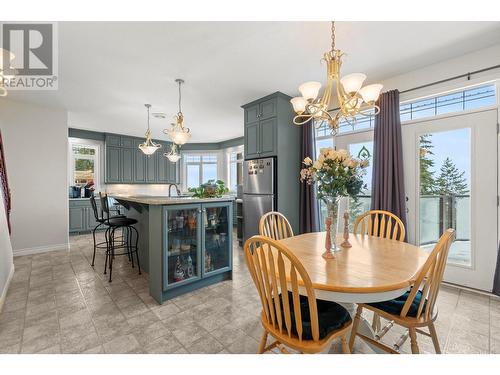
[300,148,369,252]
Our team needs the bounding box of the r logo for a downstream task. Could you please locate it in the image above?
[2,23,53,76]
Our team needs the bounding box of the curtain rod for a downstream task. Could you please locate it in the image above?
[399,64,500,94]
[327,63,500,113]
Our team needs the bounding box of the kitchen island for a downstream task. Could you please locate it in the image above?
[111,194,234,304]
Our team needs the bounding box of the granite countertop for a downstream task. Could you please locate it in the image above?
[110,194,235,205]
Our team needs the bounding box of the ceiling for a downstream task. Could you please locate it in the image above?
[5,21,500,142]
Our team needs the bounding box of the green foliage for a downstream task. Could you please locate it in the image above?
[419,134,469,196]
[188,179,229,198]
[301,148,368,205]
[419,134,435,195]
[435,157,469,195]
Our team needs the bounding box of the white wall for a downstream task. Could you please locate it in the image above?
[381,44,500,102]
[0,152,14,313]
[0,99,69,256]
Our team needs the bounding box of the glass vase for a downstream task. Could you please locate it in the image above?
[326,197,341,252]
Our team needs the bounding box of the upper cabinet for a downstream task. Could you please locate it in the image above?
[105,134,179,184]
[242,92,291,160]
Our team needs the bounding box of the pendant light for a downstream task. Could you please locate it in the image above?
[164,79,191,145]
[165,143,181,163]
[138,104,162,155]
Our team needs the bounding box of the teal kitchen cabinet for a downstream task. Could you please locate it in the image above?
[146,153,157,182]
[69,204,86,232]
[122,148,135,183]
[259,117,277,158]
[162,201,232,293]
[242,93,284,160]
[241,92,301,235]
[105,134,179,184]
[244,121,260,159]
[106,146,121,183]
[134,148,146,182]
[69,199,102,234]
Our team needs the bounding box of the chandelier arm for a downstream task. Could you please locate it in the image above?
[293,113,315,126]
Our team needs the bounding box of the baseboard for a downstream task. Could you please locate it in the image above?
[13,243,70,257]
[0,263,15,314]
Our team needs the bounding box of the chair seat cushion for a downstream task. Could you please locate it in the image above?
[106,217,138,226]
[367,290,425,317]
[274,292,351,340]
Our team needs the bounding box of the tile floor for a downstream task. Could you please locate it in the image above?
[1,231,499,354]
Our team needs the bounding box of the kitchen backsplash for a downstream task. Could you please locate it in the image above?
[103,184,184,196]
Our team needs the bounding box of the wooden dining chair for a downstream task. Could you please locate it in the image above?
[354,210,406,331]
[244,235,352,354]
[353,210,406,242]
[259,211,294,240]
[348,229,455,354]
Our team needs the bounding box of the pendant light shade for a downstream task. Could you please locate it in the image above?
[340,73,367,94]
[358,84,383,103]
[165,143,181,163]
[139,104,161,155]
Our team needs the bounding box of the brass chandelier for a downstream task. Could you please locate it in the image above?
[291,22,383,135]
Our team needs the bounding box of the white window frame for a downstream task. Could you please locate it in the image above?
[68,138,101,191]
[181,150,223,191]
[226,145,244,193]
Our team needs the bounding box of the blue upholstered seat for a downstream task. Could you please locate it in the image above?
[274,292,351,340]
[367,290,426,317]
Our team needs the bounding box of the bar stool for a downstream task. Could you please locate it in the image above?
[99,193,141,282]
[89,195,125,267]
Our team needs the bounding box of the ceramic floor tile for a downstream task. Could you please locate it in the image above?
[143,334,184,354]
[185,334,224,354]
[103,334,141,354]
[0,231,497,354]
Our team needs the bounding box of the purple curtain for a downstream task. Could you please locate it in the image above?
[299,120,319,233]
[371,90,407,241]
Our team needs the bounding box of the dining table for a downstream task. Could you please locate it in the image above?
[278,231,429,353]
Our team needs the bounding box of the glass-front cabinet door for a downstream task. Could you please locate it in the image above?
[164,205,201,288]
[202,202,232,275]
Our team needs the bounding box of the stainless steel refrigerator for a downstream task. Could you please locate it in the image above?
[243,157,275,243]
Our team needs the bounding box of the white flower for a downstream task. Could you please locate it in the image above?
[303,157,312,166]
[313,160,323,170]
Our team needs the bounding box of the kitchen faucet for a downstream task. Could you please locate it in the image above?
[168,183,181,197]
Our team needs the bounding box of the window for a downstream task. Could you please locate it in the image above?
[228,150,244,192]
[70,142,99,188]
[184,153,219,189]
[401,84,496,121]
[315,84,497,139]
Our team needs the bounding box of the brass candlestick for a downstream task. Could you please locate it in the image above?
[322,217,335,259]
[340,211,352,248]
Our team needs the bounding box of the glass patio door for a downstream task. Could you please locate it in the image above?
[336,131,374,229]
[402,109,498,291]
